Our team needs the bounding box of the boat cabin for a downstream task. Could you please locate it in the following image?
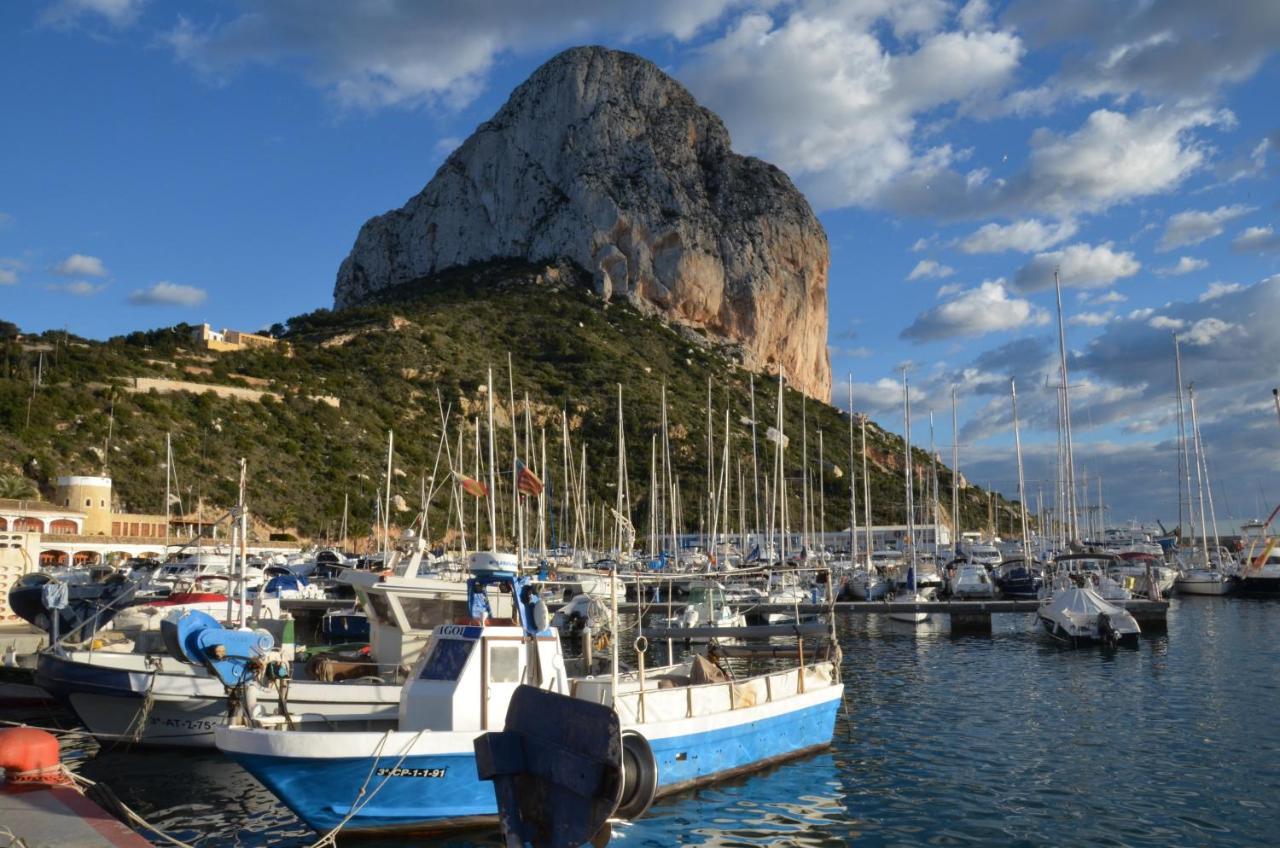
[399,564,566,732]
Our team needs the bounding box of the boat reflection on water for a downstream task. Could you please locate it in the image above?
[618,751,847,847]
[69,739,845,848]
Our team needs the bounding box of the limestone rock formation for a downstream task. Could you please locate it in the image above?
[334,46,831,399]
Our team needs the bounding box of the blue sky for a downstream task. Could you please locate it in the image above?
[2,0,1278,527]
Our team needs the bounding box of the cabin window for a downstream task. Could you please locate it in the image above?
[489,646,520,683]
[419,637,475,681]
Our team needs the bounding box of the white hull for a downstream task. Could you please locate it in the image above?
[888,591,930,623]
[37,650,401,748]
[1175,570,1234,596]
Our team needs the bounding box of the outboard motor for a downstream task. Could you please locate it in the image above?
[1098,612,1118,645]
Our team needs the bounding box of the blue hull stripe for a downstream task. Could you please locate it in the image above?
[230,697,840,833]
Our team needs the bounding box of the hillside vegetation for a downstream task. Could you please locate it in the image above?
[0,262,1021,547]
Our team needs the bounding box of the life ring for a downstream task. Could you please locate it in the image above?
[615,731,658,821]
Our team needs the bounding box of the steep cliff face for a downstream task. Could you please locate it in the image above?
[334,46,831,399]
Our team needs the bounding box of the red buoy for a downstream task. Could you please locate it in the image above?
[0,727,67,785]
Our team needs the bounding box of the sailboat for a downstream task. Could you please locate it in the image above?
[841,376,888,601]
[1173,346,1235,595]
[1036,275,1140,646]
[889,369,929,624]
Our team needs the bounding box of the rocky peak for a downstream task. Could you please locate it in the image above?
[334,45,831,399]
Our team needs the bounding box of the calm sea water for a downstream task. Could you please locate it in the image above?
[10,597,1280,847]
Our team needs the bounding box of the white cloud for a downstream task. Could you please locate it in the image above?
[1182,317,1239,346]
[1199,282,1244,302]
[910,235,937,253]
[0,269,16,286]
[1071,311,1114,327]
[128,281,207,306]
[46,281,106,297]
[830,344,872,359]
[901,280,1047,341]
[1157,204,1255,251]
[1155,256,1208,276]
[1013,242,1141,292]
[838,375,929,416]
[1021,107,1228,217]
[955,218,1077,253]
[1127,307,1155,321]
[879,105,1228,219]
[907,259,954,281]
[1090,290,1127,305]
[166,1,753,111]
[683,12,1023,211]
[53,253,108,277]
[1002,3,1280,106]
[1148,315,1185,331]
[41,0,145,28]
[1231,226,1280,254]
[936,282,963,298]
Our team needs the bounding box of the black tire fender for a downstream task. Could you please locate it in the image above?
[615,731,658,821]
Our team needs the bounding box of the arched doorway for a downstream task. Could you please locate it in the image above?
[49,519,79,534]
[40,549,68,567]
[14,517,44,532]
[73,550,100,566]
[0,517,7,531]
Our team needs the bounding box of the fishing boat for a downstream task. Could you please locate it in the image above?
[35,643,401,747]
[213,558,843,836]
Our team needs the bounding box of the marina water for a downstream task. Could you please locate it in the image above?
[11,597,1279,847]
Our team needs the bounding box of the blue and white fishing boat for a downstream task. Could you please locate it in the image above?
[214,555,844,836]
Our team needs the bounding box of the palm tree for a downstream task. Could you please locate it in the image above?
[0,474,37,500]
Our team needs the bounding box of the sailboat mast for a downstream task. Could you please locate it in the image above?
[1053,270,1079,541]
[1012,380,1032,566]
[486,368,498,552]
[818,429,826,555]
[1187,385,1212,566]
[776,373,787,563]
[848,376,858,566]
[861,416,871,565]
[750,375,761,548]
[951,386,959,553]
[1174,335,1195,546]
[929,411,938,559]
[902,368,916,587]
[164,432,172,554]
[383,430,394,560]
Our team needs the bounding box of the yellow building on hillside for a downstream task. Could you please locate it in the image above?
[191,323,291,355]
